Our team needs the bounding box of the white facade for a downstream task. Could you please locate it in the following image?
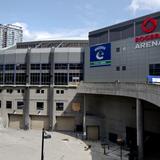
[0,24,23,49]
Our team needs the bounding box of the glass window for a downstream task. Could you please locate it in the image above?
[41,64,50,70]
[149,64,160,75]
[56,102,64,111]
[16,64,26,70]
[55,63,68,70]
[6,101,12,109]
[69,73,83,82]
[7,89,13,93]
[17,89,24,93]
[54,73,68,85]
[5,64,15,70]
[56,90,64,94]
[122,66,126,71]
[69,63,83,70]
[31,64,40,70]
[36,89,40,93]
[0,73,3,84]
[36,102,44,110]
[116,47,120,52]
[61,90,64,94]
[116,66,120,71]
[41,73,50,85]
[0,65,4,71]
[5,73,14,84]
[36,89,44,94]
[56,90,60,94]
[30,73,40,85]
[17,101,24,109]
[16,73,26,84]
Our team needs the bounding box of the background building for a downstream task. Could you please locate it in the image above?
[0,24,23,49]
[0,40,88,133]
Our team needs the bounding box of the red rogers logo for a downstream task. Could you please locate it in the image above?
[141,17,158,33]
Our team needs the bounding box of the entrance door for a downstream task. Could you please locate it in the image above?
[9,114,23,129]
[56,116,75,131]
[31,115,48,130]
[87,126,99,140]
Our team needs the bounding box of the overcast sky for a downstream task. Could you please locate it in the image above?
[1,0,160,41]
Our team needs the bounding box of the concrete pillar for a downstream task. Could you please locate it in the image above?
[83,94,86,139]
[136,98,144,160]
[48,86,56,131]
[2,55,5,85]
[23,87,30,130]
[23,48,31,130]
[48,47,56,131]
[26,48,31,85]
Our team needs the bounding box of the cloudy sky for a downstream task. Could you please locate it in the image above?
[1,0,160,41]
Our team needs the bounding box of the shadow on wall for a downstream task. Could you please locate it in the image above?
[54,93,84,132]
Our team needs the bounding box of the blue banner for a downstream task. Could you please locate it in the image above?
[90,43,111,67]
[147,75,160,83]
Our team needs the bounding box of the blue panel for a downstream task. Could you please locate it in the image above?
[90,43,111,67]
[147,75,160,83]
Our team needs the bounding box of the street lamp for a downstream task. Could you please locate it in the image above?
[41,128,51,160]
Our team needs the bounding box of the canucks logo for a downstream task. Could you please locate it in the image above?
[90,43,111,67]
[95,46,106,60]
[96,50,104,60]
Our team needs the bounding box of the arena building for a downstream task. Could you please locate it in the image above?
[0,12,160,160]
[78,11,160,160]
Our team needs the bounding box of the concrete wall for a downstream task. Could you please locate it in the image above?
[85,94,136,139]
[85,12,160,83]
[0,87,83,129]
[84,38,160,83]
[84,94,160,141]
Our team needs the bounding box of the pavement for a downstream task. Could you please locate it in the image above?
[0,128,129,160]
[0,128,92,160]
[85,141,129,160]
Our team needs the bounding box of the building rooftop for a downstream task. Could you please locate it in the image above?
[89,11,160,36]
[17,40,89,49]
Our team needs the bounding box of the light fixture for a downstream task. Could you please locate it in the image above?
[38,111,41,115]
[13,110,16,114]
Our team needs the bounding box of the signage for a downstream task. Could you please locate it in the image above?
[141,17,157,33]
[135,33,160,43]
[90,43,111,67]
[147,75,160,84]
[72,103,80,112]
[135,17,160,49]
[135,40,160,49]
